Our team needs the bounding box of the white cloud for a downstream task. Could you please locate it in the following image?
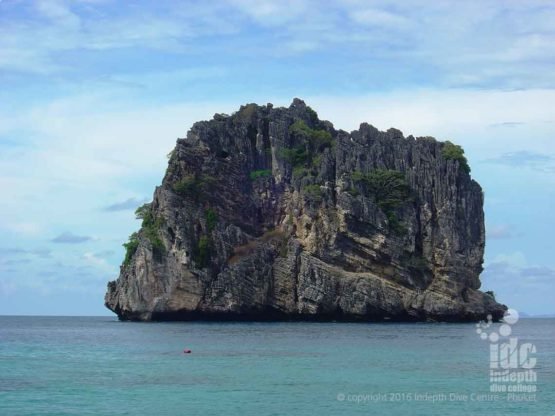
[349,8,410,27]
[35,0,81,28]
[0,0,553,88]
[0,1,237,74]
[1,95,229,184]
[228,0,310,26]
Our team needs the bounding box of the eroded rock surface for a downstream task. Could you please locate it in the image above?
[105,99,506,322]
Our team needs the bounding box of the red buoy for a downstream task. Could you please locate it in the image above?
[183,349,192,354]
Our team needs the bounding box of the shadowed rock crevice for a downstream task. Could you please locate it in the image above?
[105,99,506,322]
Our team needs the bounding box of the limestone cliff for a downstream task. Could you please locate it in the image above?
[105,99,506,322]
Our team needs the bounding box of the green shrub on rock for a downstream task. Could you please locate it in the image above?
[292,166,310,179]
[288,120,333,152]
[289,120,313,137]
[196,235,211,267]
[442,141,470,173]
[172,174,217,199]
[351,170,411,211]
[135,203,165,253]
[205,208,217,232]
[122,232,139,266]
[351,169,411,233]
[121,203,166,266]
[278,145,308,167]
[310,129,333,151]
[303,184,323,202]
[249,169,272,180]
[172,175,198,195]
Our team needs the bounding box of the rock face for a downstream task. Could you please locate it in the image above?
[105,99,506,322]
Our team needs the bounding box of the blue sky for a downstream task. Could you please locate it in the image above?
[0,0,554,316]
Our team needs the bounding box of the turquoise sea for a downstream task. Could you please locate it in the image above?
[0,316,553,415]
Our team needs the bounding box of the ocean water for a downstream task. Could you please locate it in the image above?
[0,316,553,415]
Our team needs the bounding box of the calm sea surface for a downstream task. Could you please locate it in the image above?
[0,316,553,415]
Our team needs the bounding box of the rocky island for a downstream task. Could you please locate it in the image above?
[105,99,506,322]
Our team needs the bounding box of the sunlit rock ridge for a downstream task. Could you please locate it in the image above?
[105,99,506,322]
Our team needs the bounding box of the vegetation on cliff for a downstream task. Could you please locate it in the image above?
[122,232,139,266]
[350,169,412,233]
[442,141,470,173]
[249,169,272,180]
[205,208,217,232]
[288,120,334,151]
[195,235,211,267]
[172,174,217,200]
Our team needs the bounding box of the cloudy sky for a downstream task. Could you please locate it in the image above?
[0,0,554,316]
